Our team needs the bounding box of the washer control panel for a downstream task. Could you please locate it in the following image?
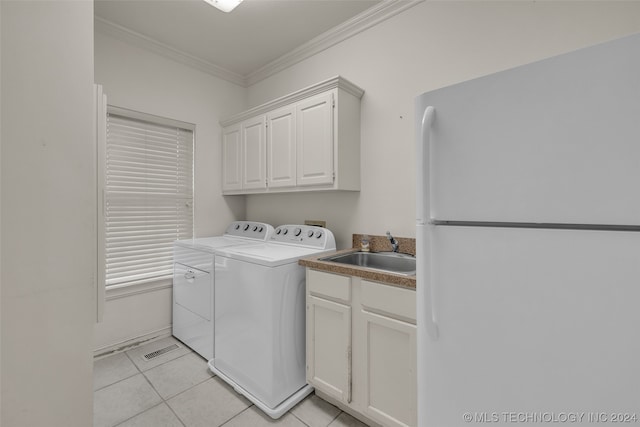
[272,225,336,249]
[224,221,274,240]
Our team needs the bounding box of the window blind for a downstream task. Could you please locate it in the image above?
[104,111,194,287]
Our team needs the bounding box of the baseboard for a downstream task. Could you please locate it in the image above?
[93,326,173,359]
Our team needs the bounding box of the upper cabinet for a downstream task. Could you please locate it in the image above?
[221,76,364,195]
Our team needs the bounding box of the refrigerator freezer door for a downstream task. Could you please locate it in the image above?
[418,33,640,226]
[426,226,640,426]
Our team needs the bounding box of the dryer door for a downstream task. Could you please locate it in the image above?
[174,262,211,320]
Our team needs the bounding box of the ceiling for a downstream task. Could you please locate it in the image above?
[95,0,387,84]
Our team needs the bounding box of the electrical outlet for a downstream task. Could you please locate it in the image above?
[304,220,326,228]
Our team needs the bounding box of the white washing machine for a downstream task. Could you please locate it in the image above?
[172,221,274,360]
[208,224,336,419]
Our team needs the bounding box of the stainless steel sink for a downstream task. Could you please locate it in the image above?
[320,251,416,276]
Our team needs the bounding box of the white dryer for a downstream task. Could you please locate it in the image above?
[209,225,336,419]
[172,221,274,360]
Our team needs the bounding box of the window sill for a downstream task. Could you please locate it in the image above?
[105,277,172,301]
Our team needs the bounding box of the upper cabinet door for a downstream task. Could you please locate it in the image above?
[267,106,296,188]
[296,92,334,187]
[242,116,267,190]
[222,124,242,192]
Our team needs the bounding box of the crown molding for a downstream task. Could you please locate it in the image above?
[95,17,246,86]
[245,0,423,86]
[220,75,364,127]
[95,0,423,88]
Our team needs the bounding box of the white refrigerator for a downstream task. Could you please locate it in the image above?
[416,33,640,426]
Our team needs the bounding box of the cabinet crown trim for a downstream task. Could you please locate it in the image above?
[220,76,364,127]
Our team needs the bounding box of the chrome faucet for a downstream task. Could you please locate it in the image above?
[386,231,399,252]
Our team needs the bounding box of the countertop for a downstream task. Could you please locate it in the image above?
[299,248,416,290]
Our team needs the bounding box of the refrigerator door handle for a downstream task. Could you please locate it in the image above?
[418,224,439,340]
[417,106,435,225]
[417,105,438,340]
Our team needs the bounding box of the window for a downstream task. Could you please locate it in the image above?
[99,107,194,288]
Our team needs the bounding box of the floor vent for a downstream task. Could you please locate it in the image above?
[142,343,180,361]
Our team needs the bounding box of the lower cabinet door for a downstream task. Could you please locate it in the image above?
[307,295,351,403]
[360,310,417,427]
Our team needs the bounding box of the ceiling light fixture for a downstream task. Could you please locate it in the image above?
[203,0,243,13]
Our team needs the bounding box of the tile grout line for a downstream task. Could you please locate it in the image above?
[111,402,167,427]
[96,342,193,426]
[93,351,141,393]
[290,412,315,427]
[93,371,140,393]
[93,372,162,427]
[327,409,343,427]
[114,367,163,427]
[123,350,142,374]
[218,405,255,427]
[164,400,187,427]
[289,402,343,427]
[97,341,349,427]
[144,353,217,426]
[132,348,201,427]
[159,372,217,402]
[93,367,143,393]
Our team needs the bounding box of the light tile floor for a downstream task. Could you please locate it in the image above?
[94,336,370,427]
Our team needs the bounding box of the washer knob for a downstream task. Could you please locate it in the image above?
[253,226,258,232]
[316,231,323,239]
[243,224,250,231]
[283,228,289,235]
[307,230,314,238]
[294,228,302,236]
[258,226,264,233]
[234,224,240,230]
[276,228,282,235]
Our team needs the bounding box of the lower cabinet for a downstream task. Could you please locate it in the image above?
[306,269,416,427]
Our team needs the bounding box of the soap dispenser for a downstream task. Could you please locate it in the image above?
[360,234,370,252]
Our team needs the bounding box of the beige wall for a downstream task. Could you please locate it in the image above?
[245,1,640,249]
[1,2,95,426]
[94,31,246,352]
[1,1,3,419]
[95,31,246,238]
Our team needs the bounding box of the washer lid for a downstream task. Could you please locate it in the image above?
[174,235,256,253]
[216,242,332,267]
